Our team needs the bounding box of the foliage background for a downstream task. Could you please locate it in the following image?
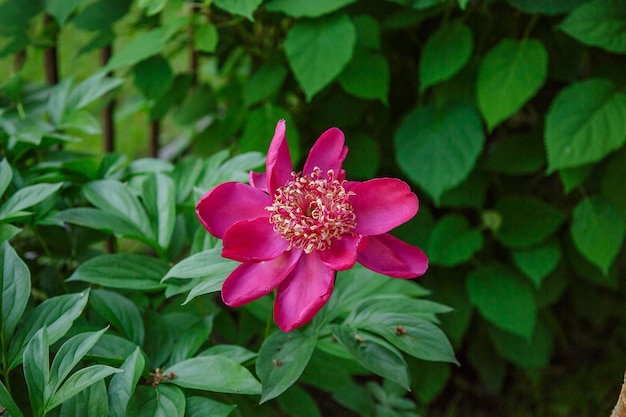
[1,0,626,416]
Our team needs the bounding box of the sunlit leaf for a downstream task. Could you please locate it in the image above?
[559,0,626,53]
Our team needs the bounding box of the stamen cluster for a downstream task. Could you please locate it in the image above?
[267,168,356,253]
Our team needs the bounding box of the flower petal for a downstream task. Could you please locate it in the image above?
[274,251,335,332]
[351,178,419,235]
[303,127,348,176]
[266,119,293,194]
[357,233,428,278]
[196,182,272,238]
[222,249,302,307]
[319,234,365,271]
[249,171,267,192]
[223,217,289,262]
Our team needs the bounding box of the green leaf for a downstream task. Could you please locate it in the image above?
[9,291,90,370]
[545,78,626,172]
[127,385,185,417]
[427,214,483,266]
[47,328,108,397]
[332,325,410,390]
[138,0,167,15]
[507,0,586,15]
[89,334,140,363]
[243,63,288,106]
[488,321,553,369]
[53,208,147,241]
[163,248,237,281]
[66,71,124,112]
[256,330,317,403]
[348,296,452,326]
[277,385,322,417]
[83,179,153,238]
[194,22,218,52]
[494,195,566,248]
[164,313,213,365]
[46,365,122,411]
[239,105,301,163]
[45,0,89,25]
[59,380,108,417]
[601,147,626,220]
[165,356,261,394]
[133,55,173,100]
[338,49,389,103]
[59,110,101,134]
[73,0,130,32]
[104,28,170,71]
[1,242,31,341]
[467,263,536,338]
[108,347,146,417]
[23,327,50,417]
[91,289,144,345]
[185,396,236,417]
[477,38,547,131]
[357,313,457,364]
[571,196,625,275]
[559,0,626,53]
[213,0,262,20]
[199,345,257,364]
[0,183,63,220]
[68,253,168,290]
[266,0,357,17]
[512,239,562,288]
[420,21,473,92]
[142,173,176,250]
[485,133,545,175]
[394,104,485,203]
[0,158,12,197]
[0,380,24,417]
[342,133,380,179]
[285,13,356,101]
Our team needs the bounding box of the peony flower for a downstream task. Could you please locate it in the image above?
[196,120,428,332]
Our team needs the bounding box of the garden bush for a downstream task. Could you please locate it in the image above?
[1,0,625,416]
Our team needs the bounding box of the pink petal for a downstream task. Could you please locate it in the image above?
[222,249,302,307]
[319,234,365,271]
[222,217,289,262]
[302,127,348,177]
[266,120,293,194]
[350,178,419,235]
[357,233,428,278]
[274,252,335,332]
[249,171,267,192]
[196,182,272,239]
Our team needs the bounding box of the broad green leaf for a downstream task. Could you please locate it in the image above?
[420,21,473,92]
[357,313,457,364]
[477,38,547,131]
[349,296,452,326]
[256,330,317,403]
[427,214,483,266]
[266,0,357,17]
[332,325,410,390]
[163,248,237,281]
[45,0,89,25]
[83,179,152,238]
[142,173,176,249]
[1,242,30,340]
[243,63,288,106]
[186,396,236,417]
[104,28,169,71]
[0,158,12,197]
[512,239,562,288]
[90,290,144,345]
[394,104,485,203]
[9,291,90,370]
[338,49,389,103]
[194,22,218,52]
[66,70,124,112]
[239,105,301,163]
[88,334,140,363]
[59,110,101,134]
[108,347,146,417]
[126,385,185,417]
[408,359,451,404]
[494,195,566,248]
[165,356,261,394]
[183,277,227,304]
[545,78,626,172]
[559,0,626,53]
[68,253,168,290]
[571,196,625,275]
[138,0,166,15]
[46,78,74,126]
[488,321,553,369]
[0,182,63,220]
[46,365,122,411]
[213,0,262,20]
[0,380,24,417]
[277,385,322,417]
[164,313,213,365]
[23,328,50,417]
[508,0,586,14]
[133,55,173,100]
[351,15,381,50]
[48,328,108,398]
[53,208,148,241]
[285,13,356,101]
[73,0,130,32]
[59,380,108,417]
[485,133,545,175]
[200,345,257,364]
[467,263,536,338]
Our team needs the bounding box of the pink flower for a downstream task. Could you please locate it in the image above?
[196,120,428,332]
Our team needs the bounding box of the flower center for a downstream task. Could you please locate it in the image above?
[267,168,356,254]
